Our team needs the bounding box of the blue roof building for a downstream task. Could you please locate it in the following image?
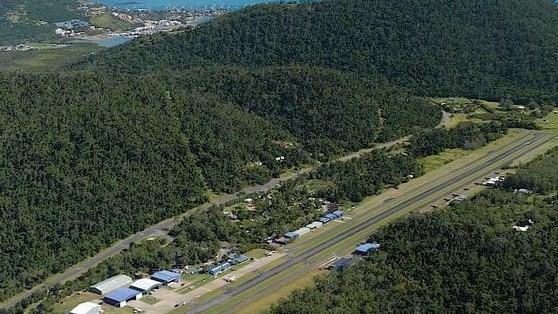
[151,270,181,283]
[355,242,381,255]
[284,231,298,239]
[332,210,344,218]
[103,288,142,308]
[207,262,232,275]
[325,213,336,220]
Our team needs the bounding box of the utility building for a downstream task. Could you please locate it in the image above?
[207,262,232,276]
[130,278,161,292]
[355,242,381,255]
[70,302,101,314]
[151,270,181,284]
[103,287,142,308]
[90,274,132,295]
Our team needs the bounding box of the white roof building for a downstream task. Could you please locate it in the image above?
[90,274,133,295]
[305,221,323,229]
[70,302,101,314]
[130,278,161,292]
[294,227,311,237]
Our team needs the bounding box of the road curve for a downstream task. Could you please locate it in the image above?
[185,132,553,314]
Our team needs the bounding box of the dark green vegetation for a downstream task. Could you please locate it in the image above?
[268,148,558,314]
[409,122,508,157]
[3,118,514,313]
[0,0,80,44]
[0,68,439,302]
[503,148,558,193]
[312,152,422,202]
[79,0,558,102]
[2,0,558,310]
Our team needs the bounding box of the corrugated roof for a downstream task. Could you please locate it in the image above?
[70,302,101,314]
[130,278,161,291]
[151,270,181,282]
[356,242,381,253]
[104,287,141,302]
[90,274,132,294]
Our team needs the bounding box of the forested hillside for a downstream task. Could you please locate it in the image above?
[78,0,558,101]
[269,148,558,313]
[0,68,439,301]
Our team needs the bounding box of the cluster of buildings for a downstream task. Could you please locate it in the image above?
[274,210,344,245]
[73,269,181,312]
[207,253,250,276]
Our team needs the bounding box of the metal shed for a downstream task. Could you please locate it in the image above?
[90,274,132,295]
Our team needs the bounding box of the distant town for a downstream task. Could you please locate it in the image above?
[53,3,225,42]
[0,2,225,52]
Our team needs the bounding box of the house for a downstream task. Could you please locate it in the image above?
[130,278,161,292]
[103,288,142,308]
[151,270,181,284]
[70,302,101,314]
[207,262,232,276]
[355,242,381,255]
[90,274,132,295]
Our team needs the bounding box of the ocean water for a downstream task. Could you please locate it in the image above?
[96,0,284,10]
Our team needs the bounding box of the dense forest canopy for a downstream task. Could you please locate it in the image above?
[269,148,558,313]
[78,0,558,101]
[1,0,558,309]
[0,67,440,301]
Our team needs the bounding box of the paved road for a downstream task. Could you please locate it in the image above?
[185,131,554,314]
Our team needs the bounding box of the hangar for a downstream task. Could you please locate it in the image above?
[151,270,181,284]
[70,302,101,314]
[103,287,142,308]
[130,278,161,292]
[90,274,132,295]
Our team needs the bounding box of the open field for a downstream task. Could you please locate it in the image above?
[420,148,468,172]
[537,111,558,130]
[0,43,100,71]
[187,130,556,314]
[90,13,133,31]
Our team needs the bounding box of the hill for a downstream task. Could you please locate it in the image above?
[78,0,558,102]
[0,67,439,300]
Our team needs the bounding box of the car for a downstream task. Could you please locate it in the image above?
[463,187,470,191]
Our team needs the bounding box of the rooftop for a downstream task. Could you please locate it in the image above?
[152,270,181,282]
[104,287,141,302]
[70,302,101,314]
[130,278,161,291]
